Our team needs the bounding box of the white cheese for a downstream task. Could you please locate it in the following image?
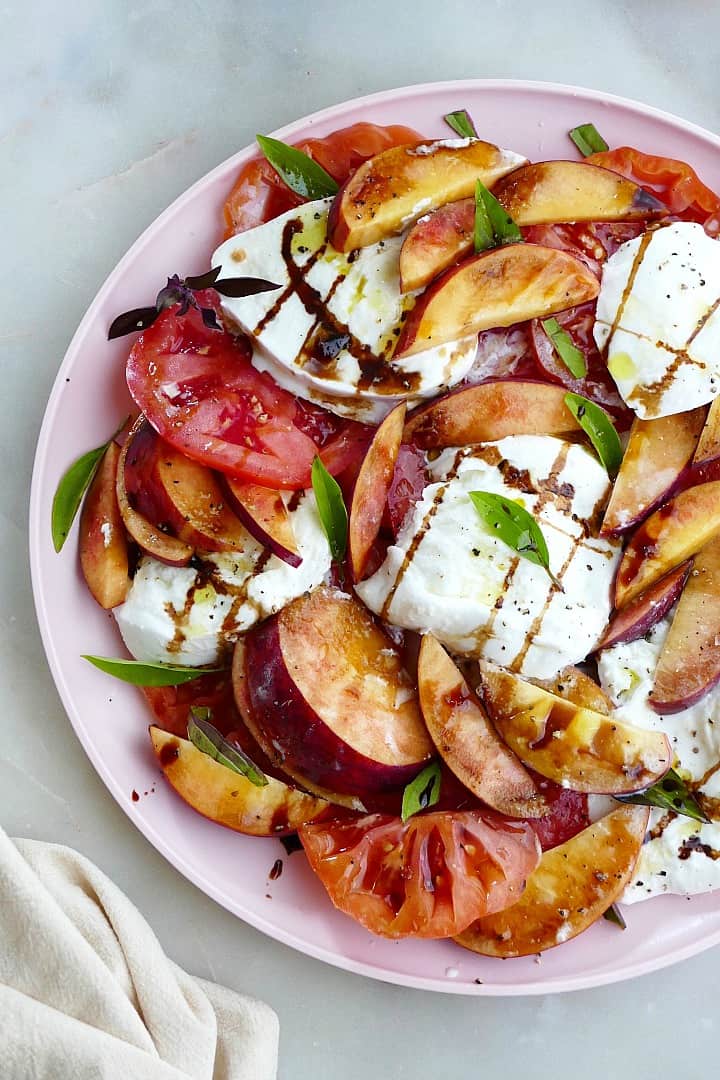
[114,491,330,665]
[598,618,720,902]
[594,222,720,418]
[212,199,478,424]
[355,435,620,678]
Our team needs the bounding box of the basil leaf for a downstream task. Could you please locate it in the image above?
[256,135,339,200]
[602,904,627,930]
[474,181,495,254]
[401,761,442,822]
[82,655,224,687]
[564,392,623,478]
[615,767,708,824]
[470,491,563,590]
[212,277,281,298]
[542,317,587,379]
[183,266,223,289]
[108,306,161,340]
[188,707,268,786]
[444,109,477,139]
[311,456,348,561]
[569,123,609,157]
[475,181,523,248]
[51,416,129,552]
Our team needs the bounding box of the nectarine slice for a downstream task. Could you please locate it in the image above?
[79,441,129,609]
[597,561,692,651]
[417,635,547,818]
[651,536,720,713]
[394,245,599,358]
[403,380,581,448]
[455,804,649,957]
[399,197,474,293]
[532,666,613,715]
[478,662,671,794]
[149,726,329,835]
[349,402,406,582]
[225,479,301,567]
[694,397,720,465]
[327,138,525,252]
[601,410,706,537]
[614,481,720,608]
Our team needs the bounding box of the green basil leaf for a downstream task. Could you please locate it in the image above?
[444,109,477,139]
[474,180,495,253]
[401,760,442,822]
[564,392,623,478]
[569,123,609,157]
[188,707,268,786]
[51,416,130,552]
[470,491,563,590]
[615,767,708,824]
[602,904,627,930]
[542,317,587,379]
[311,455,348,561]
[475,180,523,248]
[82,655,224,687]
[256,135,339,200]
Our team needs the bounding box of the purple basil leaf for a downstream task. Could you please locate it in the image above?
[155,284,184,312]
[185,266,223,289]
[213,277,281,298]
[200,307,222,330]
[107,306,160,340]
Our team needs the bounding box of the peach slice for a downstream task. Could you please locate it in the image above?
[327,138,525,252]
[601,410,706,537]
[149,726,329,836]
[417,635,547,818]
[394,245,599,358]
[614,481,720,608]
[79,441,129,609]
[349,402,406,582]
[597,561,692,651]
[399,197,474,293]
[455,804,649,957]
[225,479,301,567]
[651,536,720,713]
[403,379,581,448]
[478,662,671,794]
[694,397,720,465]
[532,666,613,715]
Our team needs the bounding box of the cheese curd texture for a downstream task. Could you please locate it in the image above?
[598,617,720,902]
[355,435,620,678]
[212,198,478,423]
[114,491,330,665]
[595,222,720,419]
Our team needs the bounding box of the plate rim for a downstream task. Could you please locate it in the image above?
[29,77,720,995]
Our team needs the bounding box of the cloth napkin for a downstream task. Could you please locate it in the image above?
[0,827,279,1079]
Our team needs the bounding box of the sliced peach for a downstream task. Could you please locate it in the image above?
[597,561,692,651]
[614,481,720,608]
[417,635,547,818]
[601,410,706,536]
[327,138,526,252]
[694,397,720,465]
[532,666,613,715]
[455,804,649,957]
[79,441,129,609]
[403,379,581,448]
[349,402,405,582]
[149,726,329,836]
[651,536,720,713]
[225,480,301,567]
[492,160,666,227]
[394,245,599,358]
[478,662,671,794]
[399,197,474,292]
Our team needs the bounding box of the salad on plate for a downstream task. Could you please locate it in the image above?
[52,106,720,957]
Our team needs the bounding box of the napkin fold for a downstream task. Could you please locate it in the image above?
[0,827,278,1079]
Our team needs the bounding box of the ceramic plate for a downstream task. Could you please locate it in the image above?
[29,80,720,994]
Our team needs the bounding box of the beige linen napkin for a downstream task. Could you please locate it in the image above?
[0,827,278,1079]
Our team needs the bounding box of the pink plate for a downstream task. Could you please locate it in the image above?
[30,80,720,994]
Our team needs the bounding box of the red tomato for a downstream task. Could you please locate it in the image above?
[126,300,369,489]
[223,122,424,235]
[299,809,540,939]
[461,324,539,385]
[529,781,590,851]
[588,147,720,230]
[529,302,632,423]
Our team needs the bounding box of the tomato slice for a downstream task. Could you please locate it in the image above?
[126,300,369,489]
[462,324,539,385]
[299,809,540,939]
[223,122,424,235]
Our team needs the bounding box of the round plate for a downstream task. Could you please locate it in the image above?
[30,80,720,994]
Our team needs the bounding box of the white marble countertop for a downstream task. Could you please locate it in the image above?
[3,2,720,1077]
